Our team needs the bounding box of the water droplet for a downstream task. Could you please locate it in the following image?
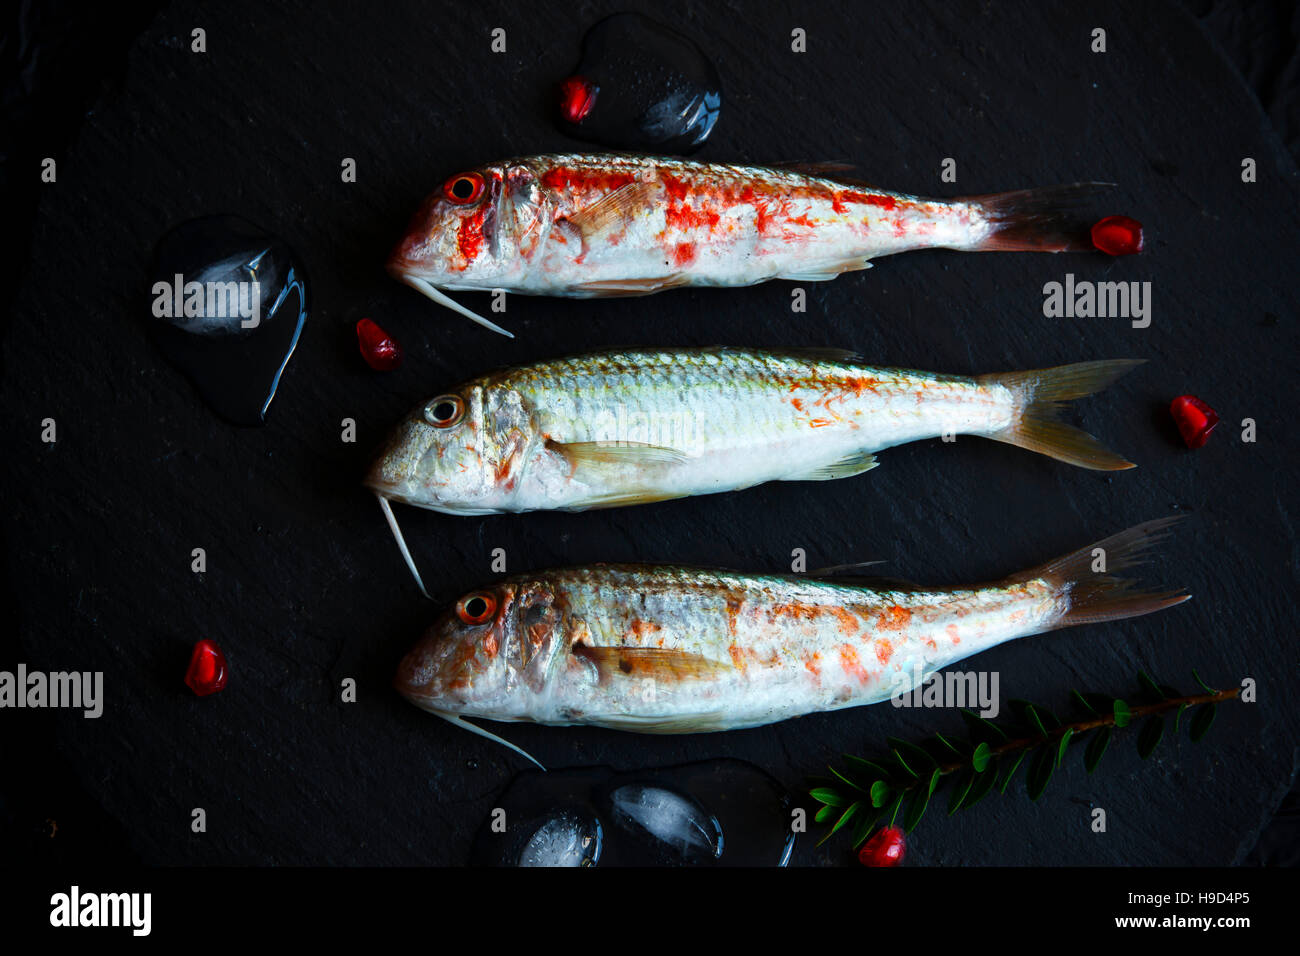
[148,216,308,425]
[557,13,722,153]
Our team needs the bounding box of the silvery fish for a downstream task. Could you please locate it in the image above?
[394,520,1189,768]
[387,153,1114,335]
[366,346,1139,517]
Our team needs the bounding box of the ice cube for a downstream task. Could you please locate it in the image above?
[517,812,602,867]
[609,784,724,862]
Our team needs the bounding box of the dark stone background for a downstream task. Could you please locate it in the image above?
[2,0,1297,866]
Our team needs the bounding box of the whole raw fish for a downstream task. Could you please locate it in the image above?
[365,348,1141,517]
[387,153,1114,335]
[394,520,1189,767]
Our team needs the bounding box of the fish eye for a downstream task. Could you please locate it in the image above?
[456,591,497,626]
[443,172,485,205]
[423,394,465,428]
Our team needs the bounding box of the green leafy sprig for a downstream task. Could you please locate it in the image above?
[809,671,1240,849]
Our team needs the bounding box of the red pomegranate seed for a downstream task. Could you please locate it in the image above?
[1091,215,1144,255]
[1170,395,1220,448]
[858,826,906,867]
[356,318,402,371]
[185,639,228,696]
[558,75,598,124]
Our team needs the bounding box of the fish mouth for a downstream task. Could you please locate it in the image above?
[390,273,515,338]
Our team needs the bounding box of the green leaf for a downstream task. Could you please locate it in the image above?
[828,802,861,837]
[829,766,868,793]
[886,791,904,829]
[1189,703,1217,742]
[817,800,861,847]
[927,767,942,796]
[851,809,881,850]
[903,787,931,833]
[998,752,1026,793]
[1136,716,1164,759]
[1174,702,1189,734]
[1070,689,1097,715]
[931,732,964,757]
[972,741,992,773]
[890,748,919,779]
[1137,671,1165,700]
[963,763,999,810]
[1084,727,1111,774]
[948,770,975,815]
[810,787,848,807]
[843,755,895,781]
[1026,746,1055,801]
[1191,669,1217,694]
[1056,728,1074,768]
[1113,699,1132,728]
[890,737,939,772]
[961,708,1009,743]
[815,805,836,823]
[1011,698,1058,733]
[870,780,891,808]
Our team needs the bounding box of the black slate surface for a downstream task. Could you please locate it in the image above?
[3,0,1299,866]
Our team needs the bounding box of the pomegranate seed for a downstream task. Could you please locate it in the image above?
[356,318,402,371]
[858,826,906,867]
[1091,215,1144,256]
[1170,395,1220,448]
[558,75,598,124]
[185,639,228,696]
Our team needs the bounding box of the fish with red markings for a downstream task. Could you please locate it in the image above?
[394,521,1190,768]
[387,153,1117,335]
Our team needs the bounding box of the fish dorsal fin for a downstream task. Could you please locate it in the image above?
[571,643,731,683]
[815,572,927,591]
[774,346,864,363]
[770,160,859,177]
[808,560,888,576]
[784,449,879,482]
[563,180,660,242]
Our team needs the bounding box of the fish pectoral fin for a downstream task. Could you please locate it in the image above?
[548,439,689,470]
[783,449,879,481]
[593,711,734,734]
[777,258,874,282]
[570,274,694,296]
[571,643,732,684]
[562,180,661,244]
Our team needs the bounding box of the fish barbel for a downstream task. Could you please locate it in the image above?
[387,153,1115,335]
[395,520,1189,767]
[365,348,1141,519]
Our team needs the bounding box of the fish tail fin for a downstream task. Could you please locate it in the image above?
[1025,518,1192,630]
[978,359,1144,470]
[964,182,1114,252]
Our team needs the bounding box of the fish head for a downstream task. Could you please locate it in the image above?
[386,162,549,295]
[395,578,570,721]
[364,383,537,514]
